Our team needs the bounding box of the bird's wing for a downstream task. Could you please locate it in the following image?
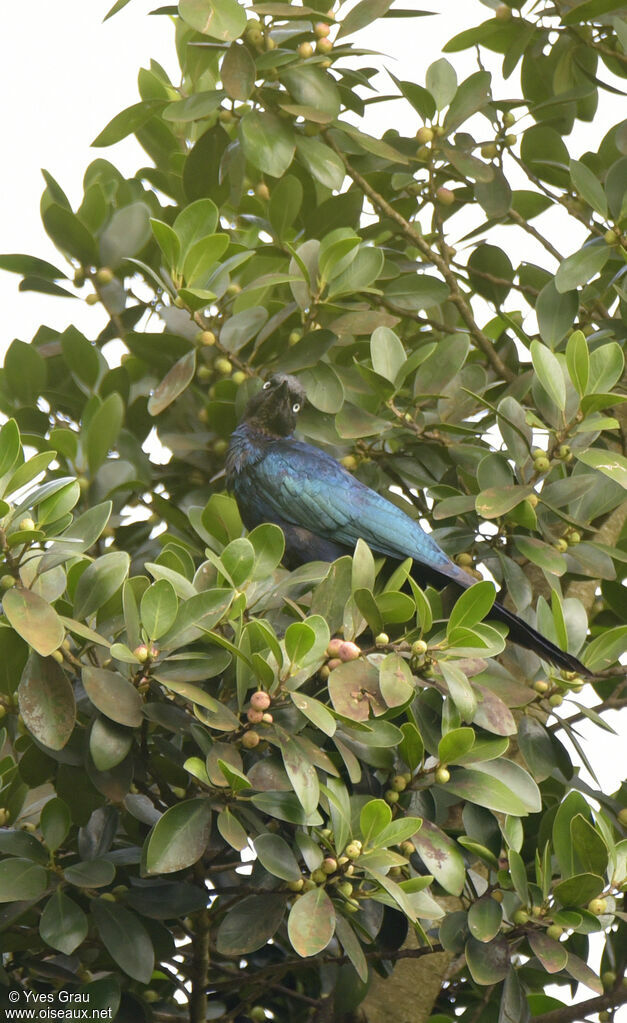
[248,440,456,575]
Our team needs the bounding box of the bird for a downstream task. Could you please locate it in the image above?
[226,374,588,675]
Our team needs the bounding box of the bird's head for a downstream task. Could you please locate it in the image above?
[241,374,306,436]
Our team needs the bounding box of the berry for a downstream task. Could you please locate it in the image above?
[553,539,569,553]
[503,111,515,128]
[549,694,563,707]
[557,445,571,459]
[456,553,473,567]
[491,890,504,902]
[314,21,330,37]
[567,531,581,545]
[288,330,301,345]
[336,881,353,897]
[390,775,407,792]
[527,493,539,508]
[247,707,264,724]
[261,712,273,723]
[173,296,186,308]
[345,841,362,859]
[226,283,242,295]
[215,358,233,376]
[375,633,389,648]
[412,639,428,656]
[617,808,627,827]
[73,269,86,288]
[197,330,216,346]
[399,841,415,856]
[250,691,271,711]
[534,456,550,472]
[327,658,342,671]
[95,267,114,285]
[601,971,617,990]
[436,186,455,206]
[0,575,15,590]
[534,680,549,694]
[213,439,228,456]
[546,924,563,940]
[50,649,64,664]
[587,898,607,915]
[287,878,304,891]
[85,293,100,305]
[416,126,434,144]
[316,37,333,54]
[298,41,314,58]
[255,182,270,201]
[19,517,36,532]
[311,867,327,883]
[385,789,400,804]
[338,641,360,662]
[495,4,511,20]
[340,455,358,471]
[249,1008,266,1023]
[435,767,450,785]
[242,730,260,749]
[481,142,498,159]
[197,366,212,382]
[322,857,337,874]
[513,909,529,925]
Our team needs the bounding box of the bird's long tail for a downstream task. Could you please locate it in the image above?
[490,600,588,675]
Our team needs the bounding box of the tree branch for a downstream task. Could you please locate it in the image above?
[326,133,515,382]
[189,901,210,1023]
[534,987,627,1023]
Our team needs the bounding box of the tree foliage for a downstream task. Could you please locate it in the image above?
[0,0,626,1020]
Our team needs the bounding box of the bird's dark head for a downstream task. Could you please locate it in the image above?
[241,374,306,437]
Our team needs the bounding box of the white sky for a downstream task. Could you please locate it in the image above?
[0,5,625,1010]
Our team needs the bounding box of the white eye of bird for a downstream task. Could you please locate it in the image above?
[262,380,272,389]
[292,402,300,413]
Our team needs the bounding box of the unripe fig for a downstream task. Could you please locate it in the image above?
[287,878,304,891]
[513,909,529,925]
[250,690,271,711]
[385,789,400,804]
[534,680,549,694]
[534,456,550,472]
[261,712,273,723]
[242,730,260,749]
[481,142,498,159]
[416,126,434,144]
[553,538,569,553]
[197,330,216,346]
[298,41,314,58]
[341,455,358,471]
[0,575,15,590]
[503,111,515,127]
[314,21,331,37]
[95,267,114,285]
[400,841,415,856]
[19,517,36,532]
[375,633,389,648]
[327,658,342,671]
[311,868,327,883]
[435,766,450,784]
[587,897,607,915]
[617,808,627,827]
[86,293,100,305]
[495,4,511,20]
[549,693,563,707]
[436,186,455,206]
[527,493,539,507]
[215,358,233,375]
[412,639,428,656]
[390,775,407,792]
[456,553,473,567]
[322,857,337,874]
[316,38,333,54]
[345,841,362,859]
[247,707,264,724]
[337,880,353,897]
[338,641,360,662]
[255,182,270,201]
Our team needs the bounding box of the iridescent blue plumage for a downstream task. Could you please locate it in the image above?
[226,374,587,674]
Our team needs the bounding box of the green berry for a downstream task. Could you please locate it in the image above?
[435,766,450,785]
[375,632,389,648]
[546,924,563,940]
[587,897,607,915]
[513,909,529,925]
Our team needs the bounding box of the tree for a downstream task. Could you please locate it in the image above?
[0,0,626,1020]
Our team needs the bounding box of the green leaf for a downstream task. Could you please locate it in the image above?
[278,731,319,815]
[148,349,197,416]
[337,0,392,37]
[448,582,496,633]
[179,0,247,40]
[582,625,627,671]
[291,692,336,736]
[285,622,316,666]
[360,799,392,845]
[438,727,475,765]
[151,219,180,270]
[0,418,21,484]
[4,339,46,404]
[282,67,340,121]
[42,204,98,264]
[90,716,133,771]
[335,914,368,983]
[41,798,71,852]
[17,653,76,750]
[0,858,48,903]
[145,799,212,873]
[82,666,143,727]
[140,580,179,640]
[63,859,116,888]
[222,41,256,100]
[576,449,627,490]
[174,199,219,257]
[553,872,605,907]
[528,931,569,974]
[530,341,566,410]
[269,175,303,240]
[86,393,124,473]
[555,243,610,294]
[216,894,286,953]
[295,137,345,190]
[379,653,415,707]
[370,326,406,383]
[466,935,510,985]
[413,820,465,896]
[183,233,229,286]
[536,280,578,349]
[74,551,130,618]
[4,588,65,657]
[239,111,295,177]
[254,833,301,881]
[91,900,154,984]
[92,100,164,146]
[570,159,607,217]
[426,58,457,110]
[446,760,541,816]
[101,201,151,268]
[468,896,502,943]
[566,330,589,395]
[39,890,87,955]
[515,536,566,576]
[288,887,335,957]
[561,0,627,24]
